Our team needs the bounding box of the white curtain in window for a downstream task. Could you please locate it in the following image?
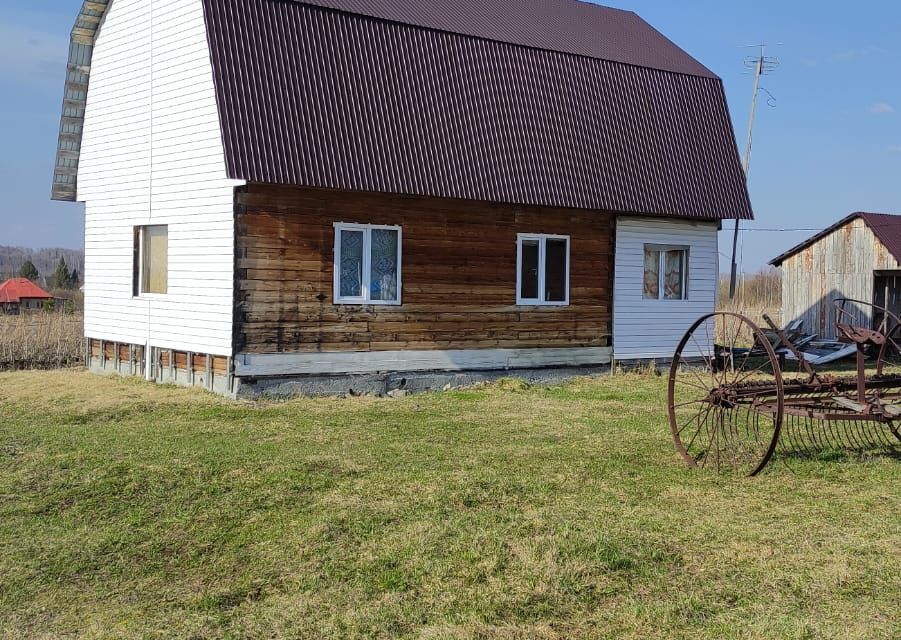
[664,250,685,300]
[339,230,364,298]
[643,248,660,299]
[369,229,398,302]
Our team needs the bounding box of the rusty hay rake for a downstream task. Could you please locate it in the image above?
[668,298,901,475]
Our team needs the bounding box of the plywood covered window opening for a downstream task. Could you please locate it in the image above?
[644,244,688,300]
[334,223,402,305]
[517,234,570,306]
[133,225,169,296]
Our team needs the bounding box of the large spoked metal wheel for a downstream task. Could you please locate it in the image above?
[668,313,784,476]
[876,323,901,378]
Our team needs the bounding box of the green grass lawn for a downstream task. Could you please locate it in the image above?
[0,370,898,639]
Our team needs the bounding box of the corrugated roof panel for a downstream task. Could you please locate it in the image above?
[203,0,753,220]
[296,0,717,77]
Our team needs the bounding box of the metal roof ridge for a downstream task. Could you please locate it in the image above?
[290,0,719,79]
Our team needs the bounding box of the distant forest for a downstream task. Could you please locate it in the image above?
[0,246,85,289]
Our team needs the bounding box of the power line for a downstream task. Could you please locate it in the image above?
[729,223,901,233]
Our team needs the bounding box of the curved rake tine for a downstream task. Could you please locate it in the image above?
[835,418,856,452]
[847,419,869,452]
[782,414,804,457]
[856,421,878,450]
[778,414,792,454]
[809,415,828,454]
[828,418,846,452]
[846,419,867,452]
[778,419,799,474]
[796,415,816,458]
[799,415,818,458]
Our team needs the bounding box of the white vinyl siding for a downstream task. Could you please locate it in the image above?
[614,218,719,361]
[77,0,242,355]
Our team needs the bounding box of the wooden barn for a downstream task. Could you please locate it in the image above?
[52,0,752,397]
[771,212,901,339]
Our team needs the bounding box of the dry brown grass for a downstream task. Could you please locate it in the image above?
[0,312,84,370]
[716,269,783,345]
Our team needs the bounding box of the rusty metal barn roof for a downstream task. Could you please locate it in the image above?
[203,0,753,220]
[771,212,901,267]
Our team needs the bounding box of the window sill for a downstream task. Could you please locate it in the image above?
[517,302,570,308]
[334,300,402,307]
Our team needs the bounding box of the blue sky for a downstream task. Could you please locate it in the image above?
[0,0,898,273]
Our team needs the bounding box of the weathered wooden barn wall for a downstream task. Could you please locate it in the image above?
[781,217,899,338]
[235,185,614,361]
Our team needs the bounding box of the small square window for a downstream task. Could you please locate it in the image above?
[133,225,168,296]
[334,224,402,305]
[644,245,688,301]
[517,235,570,306]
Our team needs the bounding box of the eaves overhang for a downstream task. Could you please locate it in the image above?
[51,0,111,202]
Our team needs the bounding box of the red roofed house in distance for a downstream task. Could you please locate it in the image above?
[0,278,55,315]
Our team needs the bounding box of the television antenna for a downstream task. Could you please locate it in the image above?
[729,43,781,300]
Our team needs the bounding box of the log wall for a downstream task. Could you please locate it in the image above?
[235,185,614,355]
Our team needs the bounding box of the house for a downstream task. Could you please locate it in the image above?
[52,0,752,397]
[771,212,901,339]
[0,279,55,314]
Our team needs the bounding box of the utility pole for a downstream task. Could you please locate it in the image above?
[729,45,780,299]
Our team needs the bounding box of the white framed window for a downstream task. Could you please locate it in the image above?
[643,244,689,301]
[516,234,570,306]
[334,223,402,305]
[133,225,168,297]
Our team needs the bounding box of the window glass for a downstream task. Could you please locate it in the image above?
[643,248,660,299]
[334,225,402,304]
[518,236,569,305]
[520,239,540,301]
[141,226,168,295]
[545,239,568,303]
[664,250,685,300]
[339,229,364,299]
[370,229,399,302]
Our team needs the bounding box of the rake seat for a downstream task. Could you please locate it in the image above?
[836,324,886,347]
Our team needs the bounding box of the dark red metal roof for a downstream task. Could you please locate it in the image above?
[0,279,54,304]
[771,213,901,267]
[297,0,718,78]
[203,0,753,220]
